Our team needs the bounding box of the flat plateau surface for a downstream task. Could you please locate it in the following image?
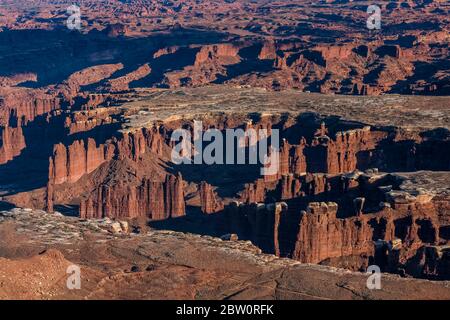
[122,86,450,131]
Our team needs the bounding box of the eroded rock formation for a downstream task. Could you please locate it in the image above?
[199,182,224,214]
[79,173,185,220]
[0,87,448,281]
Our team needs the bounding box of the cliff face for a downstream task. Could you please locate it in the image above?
[163,43,242,87]
[194,44,241,67]
[0,87,61,126]
[292,198,442,268]
[0,125,26,164]
[44,121,176,219]
[102,64,151,92]
[293,202,374,264]
[0,87,62,165]
[36,115,450,228]
[114,127,165,160]
[61,64,124,95]
[199,182,224,214]
[49,126,166,185]
[299,126,388,174]
[64,110,116,135]
[240,179,267,204]
[216,171,448,279]
[0,62,134,166]
[51,139,110,184]
[220,202,293,257]
[251,122,449,186]
[258,41,277,60]
[79,173,185,220]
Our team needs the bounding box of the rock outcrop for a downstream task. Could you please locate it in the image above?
[293,202,374,264]
[0,125,26,164]
[49,126,166,184]
[0,87,61,126]
[79,173,185,219]
[199,182,224,214]
[102,64,151,92]
[51,139,110,184]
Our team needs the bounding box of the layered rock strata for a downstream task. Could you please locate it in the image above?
[79,173,185,219]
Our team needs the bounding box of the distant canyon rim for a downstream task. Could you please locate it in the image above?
[0,0,449,300]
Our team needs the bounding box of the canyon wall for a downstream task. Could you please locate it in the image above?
[0,125,26,164]
[292,202,375,264]
[49,126,166,185]
[199,181,224,214]
[216,174,448,279]
[79,173,185,220]
[44,117,449,220]
[0,88,61,126]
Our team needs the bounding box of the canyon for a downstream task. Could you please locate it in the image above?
[1,87,449,283]
[0,0,448,94]
[0,0,449,300]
